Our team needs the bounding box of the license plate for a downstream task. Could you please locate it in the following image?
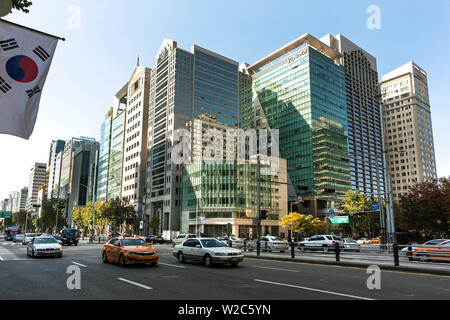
[232,258,238,261]
[69,240,73,243]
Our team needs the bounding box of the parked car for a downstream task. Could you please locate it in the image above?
[102,237,159,266]
[343,239,361,252]
[27,236,63,258]
[173,233,197,247]
[145,235,168,244]
[370,237,381,244]
[22,233,37,245]
[57,228,80,246]
[357,238,371,244]
[13,233,24,243]
[0,233,4,240]
[298,235,344,252]
[411,239,450,262]
[217,236,245,249]
[173,238,244,267]
[247,236,289,253]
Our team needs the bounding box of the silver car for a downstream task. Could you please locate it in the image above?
[247,236,289,253]
[13,233,24,243]
[22,233,37,245]
[27,236,63,258]
[217,236,245,249]
[343,239,361,252]
[173,238,244,267]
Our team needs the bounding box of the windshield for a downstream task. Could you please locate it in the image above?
[201,239,227,248]
[121,239,147,246]
[346,239,357,243]
[35,238,58,244]
[423,240,444,245]
[269,237,283,241]
[62,230,78,236]
[26,234,36,237]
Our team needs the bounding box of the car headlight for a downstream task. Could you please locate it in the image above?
[59,248,63,251]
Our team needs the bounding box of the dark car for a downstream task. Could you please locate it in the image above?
[58,229,80,246]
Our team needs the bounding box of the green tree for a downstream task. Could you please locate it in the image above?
[103,198,137,234]
[149,216,161,235]
[12,210,29,231]
[12,0,33,13]
[40,198,66,233]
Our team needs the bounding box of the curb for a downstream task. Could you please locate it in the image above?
[244,254,450,277]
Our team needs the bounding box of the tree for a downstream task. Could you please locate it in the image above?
[40,198,66,233]
[12,0,33,13]
[149,216,160,235]
[400,177,450,238]
[341,190,380,238]
[279,213,327,238]
[103,198,137,234]
[12,210,28,230]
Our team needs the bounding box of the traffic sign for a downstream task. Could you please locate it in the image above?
[330,216,349,224]
[139,221,144,230]
[328,209,335,217]
[0,212,12,219]
[371,204,380,211]
[297,195,304,203]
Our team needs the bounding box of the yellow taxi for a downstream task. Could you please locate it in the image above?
[102,237,159,267]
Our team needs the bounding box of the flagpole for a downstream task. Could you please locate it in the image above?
[0,18,65,41]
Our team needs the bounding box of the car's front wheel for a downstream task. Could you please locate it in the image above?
[204,254,213,268]
[119,254,127,267]
[177,252,185,263]
[31,249,36,259]
[102,251,108,263]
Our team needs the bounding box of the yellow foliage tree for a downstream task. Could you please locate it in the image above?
[279,213,327,236]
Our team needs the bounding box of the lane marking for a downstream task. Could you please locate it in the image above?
[72,262,87,268]
[158,262,186,269]
[246,258,450,279]
[0,256,3,261]
[117,278,152,290]
[255,279,375,300]
[252,265,300,273]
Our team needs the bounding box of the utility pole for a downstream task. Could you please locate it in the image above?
[256,155,261,257]
[90,150,98,243]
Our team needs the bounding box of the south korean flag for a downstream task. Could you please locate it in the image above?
[0,19,60,139]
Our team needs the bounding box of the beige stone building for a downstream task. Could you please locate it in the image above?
[381,61,437,202]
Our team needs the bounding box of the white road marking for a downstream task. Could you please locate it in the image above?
[252,265,300,273]
[255,279,375,300]
[72,262,87,268]
[117,278,152,290]
[158,262,186,269]
[0,256,3,261]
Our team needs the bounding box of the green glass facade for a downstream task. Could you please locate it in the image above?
[181,160,285,235]
[245,46,350,197]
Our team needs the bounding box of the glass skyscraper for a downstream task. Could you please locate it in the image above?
[242,35,350,215]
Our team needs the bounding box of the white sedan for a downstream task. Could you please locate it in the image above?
[173,238,244,267]
[27,236,63,258]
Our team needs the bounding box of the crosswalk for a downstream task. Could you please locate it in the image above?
[0,245,23,261]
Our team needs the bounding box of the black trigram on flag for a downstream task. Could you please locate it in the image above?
[33,46,50,62]
[0,38,19,51]
[26,86,41,98]
[0,76,12,93]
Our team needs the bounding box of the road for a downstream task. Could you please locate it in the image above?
[1,240,449,300]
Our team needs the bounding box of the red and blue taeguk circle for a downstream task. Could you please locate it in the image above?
[5,55,39,83]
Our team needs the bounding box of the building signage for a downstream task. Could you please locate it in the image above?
[287,48,308,64]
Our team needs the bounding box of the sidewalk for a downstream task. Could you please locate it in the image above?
[243,251,450,276]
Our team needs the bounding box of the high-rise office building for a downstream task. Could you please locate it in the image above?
[145,40,243,237]
[58,137,99,225]
[7,191,19,213]
[122,67,150,220]
[47,140,66,199]
[19,187,28,211]
[97,83,128,201]
[320,34,385,196]
[381,61,437,202]
[26,162,47,212]
[242,34,350,216]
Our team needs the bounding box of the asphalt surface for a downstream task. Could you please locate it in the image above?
[1,240,449,300]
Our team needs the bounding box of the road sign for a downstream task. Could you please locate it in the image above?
[372,204,380,211]
[0,212,12,219]
[139,221,144,230]
[297,195,304,203]
[328,209,335,217]
[330,216,349,224]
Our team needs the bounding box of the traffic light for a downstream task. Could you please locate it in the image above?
[260,210,268,220]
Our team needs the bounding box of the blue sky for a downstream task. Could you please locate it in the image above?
[1,0,449,198]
